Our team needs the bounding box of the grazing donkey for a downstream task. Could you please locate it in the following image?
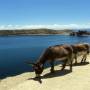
[71,43,90,64]
[27,44,73,78]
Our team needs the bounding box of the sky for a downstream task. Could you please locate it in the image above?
[0,0,90,30]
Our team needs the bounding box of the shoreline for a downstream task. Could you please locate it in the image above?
[0,54,90,90]
[0,34,70,36]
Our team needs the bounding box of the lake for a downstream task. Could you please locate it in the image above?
[0,35,90,77]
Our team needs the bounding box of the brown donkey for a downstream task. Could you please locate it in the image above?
[71,43,90,64]
[27,44,73,78]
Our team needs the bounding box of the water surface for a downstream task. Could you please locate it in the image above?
[0,35,90,77]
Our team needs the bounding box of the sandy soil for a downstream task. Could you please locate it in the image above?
[0,55,90,90]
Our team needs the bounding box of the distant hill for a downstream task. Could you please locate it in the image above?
[0,29,73,36]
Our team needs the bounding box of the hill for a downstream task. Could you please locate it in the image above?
[0,29,72,35]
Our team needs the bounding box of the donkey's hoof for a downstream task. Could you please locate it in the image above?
[70,68,72,72]
[50,70,55,73]
[61,68,64,71]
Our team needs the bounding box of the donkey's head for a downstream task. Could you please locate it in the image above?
[28,62,44,78]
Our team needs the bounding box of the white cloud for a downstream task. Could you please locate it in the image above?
[0,24,90,30]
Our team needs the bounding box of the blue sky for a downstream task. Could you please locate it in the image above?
[0,0,90,29]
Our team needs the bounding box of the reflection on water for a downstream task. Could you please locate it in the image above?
[0,35,90,76]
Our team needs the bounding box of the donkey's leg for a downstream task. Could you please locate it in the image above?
[74,54,77,64]
[83,54,87,63]
[81,54,87,63]
[69,58,73,71]
[81,55,85,63]
[50,60,55,73]
[61,59,68,71]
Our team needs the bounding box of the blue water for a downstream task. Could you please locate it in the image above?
[0,35,90,77]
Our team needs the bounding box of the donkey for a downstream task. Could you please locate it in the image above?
[26,44,73,78]
[71,43,90,64]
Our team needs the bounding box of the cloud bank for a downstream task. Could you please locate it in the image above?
[0,24,90,30]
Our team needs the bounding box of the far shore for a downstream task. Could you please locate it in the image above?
[0,29,90,36]
[0,33,70,36]
[0,29,73,36]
